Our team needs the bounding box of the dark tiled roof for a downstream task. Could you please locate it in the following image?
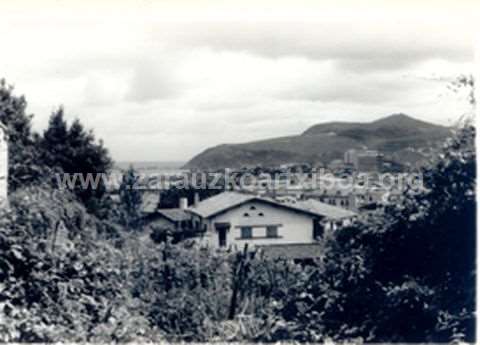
[257,243,324,260]
[157,208,191,222]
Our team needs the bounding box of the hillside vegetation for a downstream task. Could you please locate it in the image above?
[185,114,451,169]
[0,78,475,342]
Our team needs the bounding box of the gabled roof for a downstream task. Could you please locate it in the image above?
[294,199,356,219]
[187,192,254,218]
[187,191,355,220]
[157,208,191,222]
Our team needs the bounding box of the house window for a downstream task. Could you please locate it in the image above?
[258,212,264,217]
[243,213,250,217]
[250,205,256,210]
[240,227,252,239]
[266,225,278,238]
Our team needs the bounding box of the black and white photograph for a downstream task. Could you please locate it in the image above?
[0,0,477,343]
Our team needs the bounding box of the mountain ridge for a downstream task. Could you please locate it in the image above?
[184,114,451,170]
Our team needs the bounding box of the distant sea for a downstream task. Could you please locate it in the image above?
[114,161,187,175]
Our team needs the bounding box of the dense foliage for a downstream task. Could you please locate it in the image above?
[40,107,113,212]
[0,79,44,189]
[0,186,136,341]
[0,78,476,342]
[268,124,476,342]
[1,82,113,210]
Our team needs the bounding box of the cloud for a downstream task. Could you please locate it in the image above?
[275,67,415,104]
[126,59,183,102]
[160,21,474,72]
[0,1,475,162]
[82,71,130,106]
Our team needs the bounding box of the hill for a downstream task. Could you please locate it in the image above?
[184,114,451,170]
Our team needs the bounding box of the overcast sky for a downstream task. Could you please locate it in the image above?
[0,0,477,162]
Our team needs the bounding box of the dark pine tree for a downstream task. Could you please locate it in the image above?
[0,79,44,189]
[41,107,70,171]
[41,108,113,213]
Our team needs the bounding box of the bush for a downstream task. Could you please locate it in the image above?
[0,185,161,341]
[270,124,475,342]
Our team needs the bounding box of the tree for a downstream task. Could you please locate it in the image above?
[287,122,476,342]
[0,184,161,342]
[40,107,70,171]
[267,75,478,343]
[66,118,113,209]
[118,166,143,229]
[40,109,113,212]
[0,79,44,189]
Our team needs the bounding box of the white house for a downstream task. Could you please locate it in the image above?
[186,191,355,257]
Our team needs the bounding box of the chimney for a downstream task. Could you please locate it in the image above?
[193,193,200,207]
[179,197,188,210]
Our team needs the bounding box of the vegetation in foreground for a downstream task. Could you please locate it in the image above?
[0,78,476,342]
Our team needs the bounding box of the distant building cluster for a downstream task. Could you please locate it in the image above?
[124,144,423,259]
[344,149,383,172]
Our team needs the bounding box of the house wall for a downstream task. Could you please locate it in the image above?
[198,200,318,249]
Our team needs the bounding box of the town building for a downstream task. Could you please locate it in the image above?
[303,188,357,210]
[186,191,356,256]
[344,149,383,172]
[304,185,397,213]
[147,208,192,232]
[143,195,197,242]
